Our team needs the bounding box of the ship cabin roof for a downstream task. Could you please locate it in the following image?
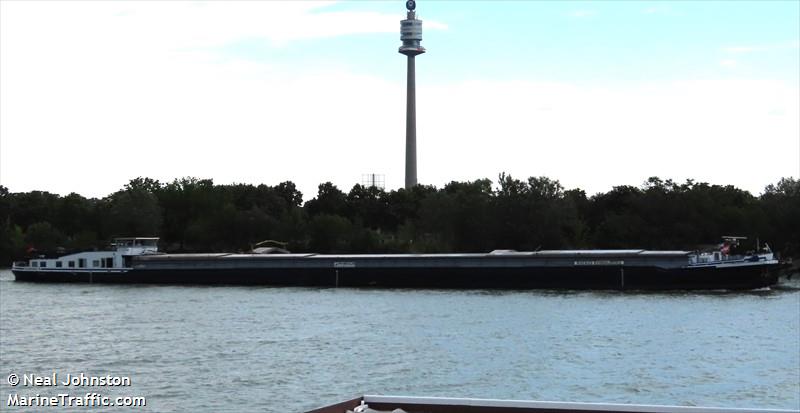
[112,237,159,247]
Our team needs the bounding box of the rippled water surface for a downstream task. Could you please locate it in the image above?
[1,270,798,412]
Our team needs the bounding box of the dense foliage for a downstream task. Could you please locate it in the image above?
[1,175,798,265]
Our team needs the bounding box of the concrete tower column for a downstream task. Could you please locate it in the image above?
[399,1,424,189]
[405,55,417,189]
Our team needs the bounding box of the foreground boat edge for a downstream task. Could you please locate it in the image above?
[305,395,800,413]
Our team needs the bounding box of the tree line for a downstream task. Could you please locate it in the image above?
[1,175,798,265]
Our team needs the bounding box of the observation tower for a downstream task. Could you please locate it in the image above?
[399,0,425,189]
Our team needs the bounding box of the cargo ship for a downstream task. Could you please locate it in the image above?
[11,237,787,290]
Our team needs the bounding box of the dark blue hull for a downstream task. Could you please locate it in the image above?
[12,263,781,290]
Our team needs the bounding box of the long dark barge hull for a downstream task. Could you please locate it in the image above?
[12,263,781,290]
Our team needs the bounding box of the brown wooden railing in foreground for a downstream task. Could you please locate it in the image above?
[306,395,800,413]
[304,396,362,413]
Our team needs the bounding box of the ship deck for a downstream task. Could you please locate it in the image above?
[133,250,693,271]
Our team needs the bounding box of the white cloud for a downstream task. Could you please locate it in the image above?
[724,46,759,54]
[719,59,737,67]
[0,1,447,55]
[7,51,796,198]
[1,2,797,200]
[2,53,800,197]
[417,79,799,196]
[723,41,800,54]
[0,0,447,198]
[568,10,596,18]
[643,5,671,15]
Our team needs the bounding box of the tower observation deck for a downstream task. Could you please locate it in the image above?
[399,0,425,189]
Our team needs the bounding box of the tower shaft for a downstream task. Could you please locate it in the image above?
[405,55,417,189]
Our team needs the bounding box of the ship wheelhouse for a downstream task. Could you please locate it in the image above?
[12,237,160,272]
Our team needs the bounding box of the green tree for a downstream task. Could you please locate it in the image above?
[347,184,391,231]
[54,193,96,238]
[305,182,348,217]
[24,222,65,252]
[103,186,162,238]
[761,178,800,257]
[307,214,352,253]
[158,177,215,250]
[276,181,304,208]
[1,174,796,259]
[442,179,495,252]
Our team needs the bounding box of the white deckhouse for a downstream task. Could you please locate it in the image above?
[12,238,159,273]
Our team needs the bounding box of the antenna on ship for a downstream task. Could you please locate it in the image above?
[399,0,425,189]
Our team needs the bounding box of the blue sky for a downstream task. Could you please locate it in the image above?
[213,1,799,85]
[1,1,798,199]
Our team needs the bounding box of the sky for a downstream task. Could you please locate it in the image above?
[1,0,798,200]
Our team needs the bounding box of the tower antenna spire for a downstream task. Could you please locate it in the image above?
[399,0,425,189]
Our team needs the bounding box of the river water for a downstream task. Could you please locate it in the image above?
[0,270,798,412]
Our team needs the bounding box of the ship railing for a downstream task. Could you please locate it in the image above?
[306,395,800,413]
[691,253,751,264]
[723,254,746,261]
